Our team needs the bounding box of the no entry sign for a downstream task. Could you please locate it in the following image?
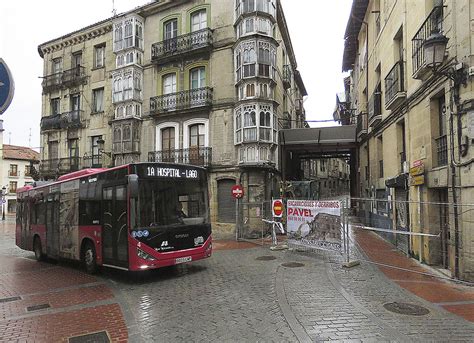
[272,199,284,218]
[231,185,244,199]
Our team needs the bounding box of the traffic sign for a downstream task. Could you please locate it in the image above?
[0,59,15,115]
[231,185,244,199]
[272,199,284,218]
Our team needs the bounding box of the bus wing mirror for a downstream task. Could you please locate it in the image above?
[128,174,139,198]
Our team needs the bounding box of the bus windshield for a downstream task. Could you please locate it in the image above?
[133,177,209,229]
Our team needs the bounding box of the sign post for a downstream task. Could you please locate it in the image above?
[231,185,244,241]
[0,59,15,115]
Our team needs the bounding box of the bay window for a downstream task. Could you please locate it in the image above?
[235,103,277,144]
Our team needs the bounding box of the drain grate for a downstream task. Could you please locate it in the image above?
[281,262,305,268]
[0,296,21,303]
[26,303,50,312]
[69,331,110,343]
[256,256,277,261]
[383,302,430,316]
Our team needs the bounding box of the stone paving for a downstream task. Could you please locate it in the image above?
[2,215,474,342]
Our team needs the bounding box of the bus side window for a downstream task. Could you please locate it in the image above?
[79,201,101,225]
[35,202,46,225]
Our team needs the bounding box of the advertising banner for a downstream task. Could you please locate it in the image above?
[287,200,342,252]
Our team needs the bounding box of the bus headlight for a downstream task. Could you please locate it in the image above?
[137,248,156,261]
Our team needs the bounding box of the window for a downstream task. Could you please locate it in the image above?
[72,52,82,69]
[51,98,60,115]
[164,19,178,40]
[70,94,80,112]
[243,45,256,78]
[92,88,104,112]
[25,165,32,177]
[124,20,133,48]
[113,77,122,102]
[9,164,18,177]
[258,44,271,77]
[91,135,102,167]
[9,182,17,194]
[243,108,257,141]
[191,10,207,32]
[245,18,254,34]
[259,111,271,141]
[135,22,143,49]
[235,109,242,143]
[114,25,123,51]
[123,75,133,100]
[163,73,177,94]
[189,124,205,148]
[52,58,62,74]
[94,45,105,68]
[190,67,206,89]
[246,83,255,97]
[69,139,78,158]
[162,127,175,151]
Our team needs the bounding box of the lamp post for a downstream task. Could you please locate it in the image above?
[2,186,6,221]
[422,29,468,279]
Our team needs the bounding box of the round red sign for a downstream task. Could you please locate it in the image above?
[231,185,244,199]
[272,199,284,217]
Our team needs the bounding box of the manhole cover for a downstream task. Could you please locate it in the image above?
[281,262,305,268]
[26,303,50,312]
[256,256,277,261]
[383,302,430,316]
[69,331,110,343]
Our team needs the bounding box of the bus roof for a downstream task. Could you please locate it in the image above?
[57,168,108,181]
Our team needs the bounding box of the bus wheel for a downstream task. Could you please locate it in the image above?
[82,242,97,274]
[33,237,45,261]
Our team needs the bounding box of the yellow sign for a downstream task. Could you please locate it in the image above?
[409,165,424,176]
[410,175,425,186]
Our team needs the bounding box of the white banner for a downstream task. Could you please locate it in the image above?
[286,200,342,252]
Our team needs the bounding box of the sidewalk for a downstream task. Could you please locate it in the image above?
[354,228,474,322]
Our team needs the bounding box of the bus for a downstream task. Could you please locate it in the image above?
[16,163,212,273]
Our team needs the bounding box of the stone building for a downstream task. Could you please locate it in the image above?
[342,0,474,281]
[37,0,307,235]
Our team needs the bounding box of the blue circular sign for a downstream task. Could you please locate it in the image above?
[131,231,137,238]
[0,59,15,115]
[143,230,150,237]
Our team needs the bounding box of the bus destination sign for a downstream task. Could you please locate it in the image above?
[144,166,199,179]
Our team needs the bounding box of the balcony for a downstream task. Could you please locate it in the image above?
[412,6,444,79]
[150,87,213,115]
[282,65,292,89]
[151,28,213,64]
[148,147,212,167]
[435,135,448,167]
[41,110,83,132]
[385,61,406,109]
[39,157,81,176]
[42,66,87,93]
[368,91,382,127]
[356,112,368,140]
[83,155,103,169]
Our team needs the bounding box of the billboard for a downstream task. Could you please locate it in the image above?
[287,200,342,252]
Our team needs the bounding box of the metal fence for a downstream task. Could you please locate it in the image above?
[236,200,275,245]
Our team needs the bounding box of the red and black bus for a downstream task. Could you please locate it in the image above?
[16,163,212,273]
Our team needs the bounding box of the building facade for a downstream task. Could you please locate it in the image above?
[37,0,307,235]
[1,145,39,214]
[342,0,474,281]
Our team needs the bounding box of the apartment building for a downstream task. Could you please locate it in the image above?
[301,158,350,198]
[342,0,474,281]
[37,0,307,233]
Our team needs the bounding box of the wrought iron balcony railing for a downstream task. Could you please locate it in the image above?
[39,157,81,176]
[42,66,87,92]
[83,155,103,169]
[368,91,382,126]
[151,28,213,63]
[412,6,444,78]
[385,60,406,109]
[150,87,213,115]
[148,147,212,167]
[356,112,368,139]
[435,135,448,167]
[41,110,83,131]
[282,65,292,89]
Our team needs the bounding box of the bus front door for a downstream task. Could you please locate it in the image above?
[102,185,128,268]
[46,195,60,258]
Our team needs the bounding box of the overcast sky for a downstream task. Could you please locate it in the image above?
[0,0,352,150]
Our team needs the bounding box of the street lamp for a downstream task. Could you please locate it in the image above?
[423,29,449,70]
[2,186,6,221]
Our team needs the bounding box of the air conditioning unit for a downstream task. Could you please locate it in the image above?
[402,161,409,174]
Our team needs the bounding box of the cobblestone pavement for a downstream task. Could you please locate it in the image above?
[2,216,474,342]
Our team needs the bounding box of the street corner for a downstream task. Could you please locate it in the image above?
[0,253,128,342]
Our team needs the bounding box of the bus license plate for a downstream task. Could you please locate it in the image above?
[175,256,192,264]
